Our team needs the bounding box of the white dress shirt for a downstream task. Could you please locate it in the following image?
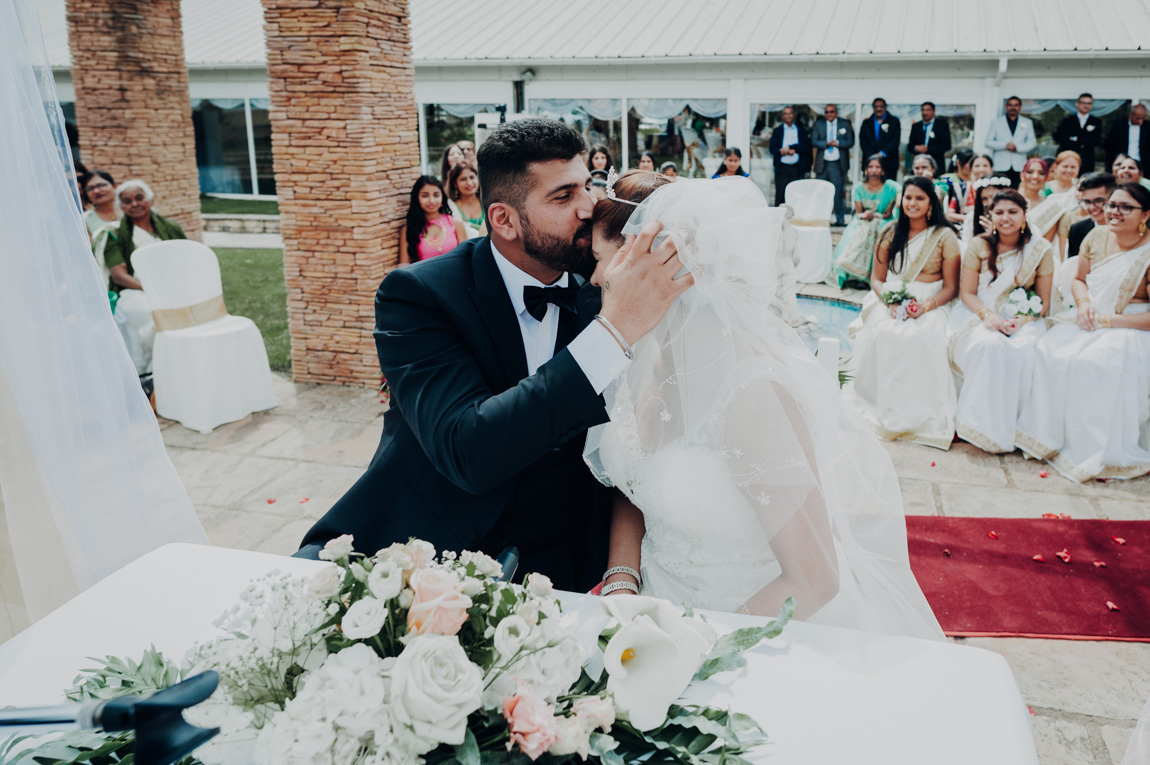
[781,124,800,165]
[824,119,839,161]
[1130,122,1143,161]
[490,242,629,393]
[1078,112,1090,128]
[922,119,935,147]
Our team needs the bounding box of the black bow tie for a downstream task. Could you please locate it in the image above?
[523,284,579,322]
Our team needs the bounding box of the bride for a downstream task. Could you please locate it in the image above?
[584,170,943,641]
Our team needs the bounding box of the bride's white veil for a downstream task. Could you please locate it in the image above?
[584,176,943,641]
[0,0,206,635]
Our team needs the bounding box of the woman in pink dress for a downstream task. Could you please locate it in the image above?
[399,176,468,264]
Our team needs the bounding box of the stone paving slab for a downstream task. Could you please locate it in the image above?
[160,373,1150,765]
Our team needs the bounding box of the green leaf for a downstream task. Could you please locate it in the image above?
[693,598,794,682]
[455,728,481,765]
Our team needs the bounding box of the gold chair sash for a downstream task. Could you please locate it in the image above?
[152,295,227,332]
[790,218,830,228]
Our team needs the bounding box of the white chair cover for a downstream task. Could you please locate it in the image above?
[131,241,276,433]
[787,179,836,283]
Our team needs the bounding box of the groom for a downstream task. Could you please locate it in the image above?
[297,119,691,591]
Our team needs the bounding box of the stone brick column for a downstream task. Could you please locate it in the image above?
[261,0,419,386]
[65,0,202,239]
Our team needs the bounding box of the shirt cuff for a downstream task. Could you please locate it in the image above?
[568,321,631,394]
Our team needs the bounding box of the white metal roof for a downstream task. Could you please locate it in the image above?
[34,0,1150,69]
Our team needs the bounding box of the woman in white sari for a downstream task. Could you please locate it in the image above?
[1027,154,1080,264]
[584,171,943,641]
[1016,183,1150,481]
[847,176,962,449]
[948,189,1055,453]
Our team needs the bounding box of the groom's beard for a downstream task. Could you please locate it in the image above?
[520,214,594,278]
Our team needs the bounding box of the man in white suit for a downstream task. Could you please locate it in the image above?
[984,96,1037,187]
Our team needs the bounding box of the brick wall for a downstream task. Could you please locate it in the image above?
[261,0,419,386]
[65,0,202,240]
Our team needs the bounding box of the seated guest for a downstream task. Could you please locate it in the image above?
[589,168,609,201]
[1027,157,1081,262]
[637,151,656,171]
[947,189,1054,452]
[439,142,465,181]
[659,161,678,179]
[940,149,975,224]
[399,176,467,265]
[80,170,119,238]
[1115,155,1150,191]
[102,179,187,293]
[1067,173,1116,259]
[446,162,487,239]
[847,176,962,449]
[1019,157,1049,210]
[588,144,612,173]
[1043,151,1081,196]
[1016,183,1150,481]
[830,154,899,288]
[713,147,750,178]
[912,153,938,179]
[964,154,995,205]
[768,106,809,204]
[961,176,1012,243]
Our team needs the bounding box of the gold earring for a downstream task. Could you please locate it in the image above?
[992,226,997,235]
[1020,222,1026,233]
[1141,221,1148,235]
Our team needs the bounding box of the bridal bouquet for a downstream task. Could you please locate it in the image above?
[1001,288,1043,320]
[10,537,792,765]
[880,282,917,321]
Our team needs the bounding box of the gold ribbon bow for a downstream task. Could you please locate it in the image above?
[152,295,228,332]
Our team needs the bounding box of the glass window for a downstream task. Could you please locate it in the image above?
[628,100,727,179]
[249,99,275,196]
[529,99,622,174]
[1020,99,1130,167]
[60,102,82,168]
[192,98,252,194]
[425,104,502,177]
[887,104,975,176]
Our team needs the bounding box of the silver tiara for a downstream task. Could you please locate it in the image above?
[606,167,642,207]
[973,177,1012,191]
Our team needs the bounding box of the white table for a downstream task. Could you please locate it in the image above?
[0,545,1038,764]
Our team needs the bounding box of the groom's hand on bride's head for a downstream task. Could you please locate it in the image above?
[599,220,694,346]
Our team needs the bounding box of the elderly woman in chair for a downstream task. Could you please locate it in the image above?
[101,179,187,293]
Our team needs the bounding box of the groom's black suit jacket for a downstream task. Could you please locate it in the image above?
[300,237,613,592]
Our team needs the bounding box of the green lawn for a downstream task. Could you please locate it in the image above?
[214,248,291,373]
[200,195,280,216]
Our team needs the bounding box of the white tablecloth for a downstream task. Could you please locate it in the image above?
[0,544,1038,764]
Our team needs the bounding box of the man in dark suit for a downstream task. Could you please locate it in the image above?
[858,98,901,181]
[908,102,951,176]
[1105,103,1149,171]
[768,106,811,206]
[1067,172,1115,259]
[812,103,854,226]
[1055,93,1103,174]
[296,119,692,592]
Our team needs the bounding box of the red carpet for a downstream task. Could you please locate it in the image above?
[906,516,1150,641]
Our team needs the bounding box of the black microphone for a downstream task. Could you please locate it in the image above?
[0,671,220,765]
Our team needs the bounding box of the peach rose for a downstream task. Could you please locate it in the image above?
[503,682,559,761]
[406,568,472,637]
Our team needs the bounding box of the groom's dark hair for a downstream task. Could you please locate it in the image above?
[477,118,586,212]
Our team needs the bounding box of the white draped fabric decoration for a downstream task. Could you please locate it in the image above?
[0,0,207,633]
[750,104,858,134]
[250,98,271,110]
[1020,99,1127,117]
[886,103,973,126]
[529,99,622,121]
[630,99,728,120]
[189,98,246,111]
[436,103,498,119]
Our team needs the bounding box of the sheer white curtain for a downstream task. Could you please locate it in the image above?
[529,99,623,121]
[1020,99,1126,117]
[0,0,206,633]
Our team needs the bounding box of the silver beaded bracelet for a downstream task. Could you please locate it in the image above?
[603,565,642,587]
[601,581,640,596]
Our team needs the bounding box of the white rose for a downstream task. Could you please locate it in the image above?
[341,597,388,640]
[1009,288,1027,302]
[307,566,343,600]
[1028,295,1044,313]
[351,561,370,583]
[1002,304,1020,318]
[881,122,889,132]
[375,543,415,571]
[459,550,504,578]
[319,534,355,561]
[406,540,436,569]
[526,573,555,599]
[368,560,403,601]
[600,596,716,732]
[390,635,483,754]
[1087,124,1095,131]
[398,589,414,608]
[460,576,484,597]
[494,615,531,659]
[548,715,592,759]
[572,696,615,733]
[516,599,540,625]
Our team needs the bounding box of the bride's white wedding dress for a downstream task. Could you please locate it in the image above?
[586,177,943,641]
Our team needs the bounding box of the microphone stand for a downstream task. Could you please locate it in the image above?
[0,671,220,765]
